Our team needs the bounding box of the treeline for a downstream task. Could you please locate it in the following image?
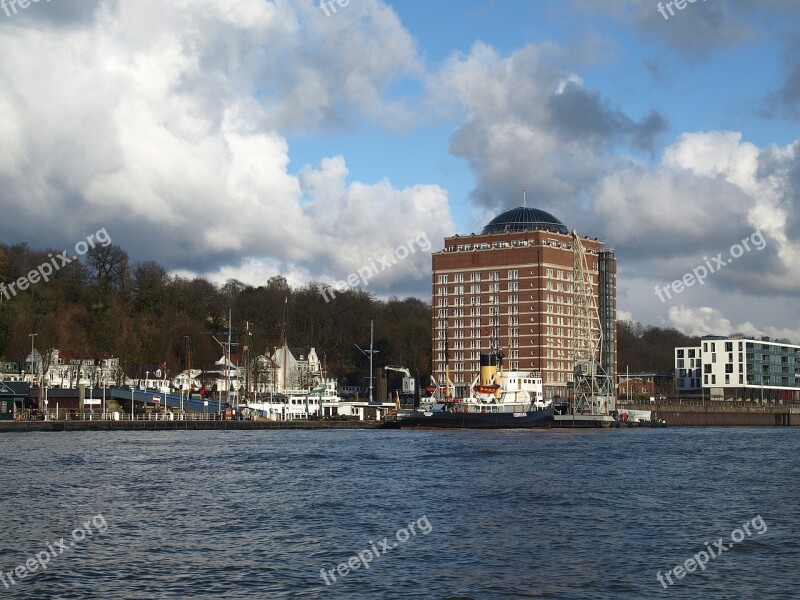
[617,320,701,373]
[0,243,432,384]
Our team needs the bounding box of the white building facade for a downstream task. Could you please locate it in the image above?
[675,335,800,402]
[269,345,322,393]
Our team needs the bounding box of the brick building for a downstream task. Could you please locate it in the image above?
[431,206,616,400]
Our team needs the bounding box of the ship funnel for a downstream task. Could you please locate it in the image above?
[479,353,501,398]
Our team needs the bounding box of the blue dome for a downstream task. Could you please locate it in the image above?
[481,206,568,235]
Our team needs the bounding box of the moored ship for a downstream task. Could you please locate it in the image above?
[383,352,553,429]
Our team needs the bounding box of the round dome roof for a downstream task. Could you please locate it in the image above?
[481,206,568,235]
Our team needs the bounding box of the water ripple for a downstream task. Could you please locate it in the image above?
[0,428,797,598]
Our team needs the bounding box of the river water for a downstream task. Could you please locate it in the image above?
[1,427,798,599]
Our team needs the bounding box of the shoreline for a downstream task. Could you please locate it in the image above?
[0,419,382,432]
[2,405,799,432]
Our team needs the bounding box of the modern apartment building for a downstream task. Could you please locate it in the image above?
[675,335,800,402]
[431,206,617,400]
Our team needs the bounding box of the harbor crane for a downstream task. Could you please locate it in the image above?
[571,230,615,416]
[384,365,417,408]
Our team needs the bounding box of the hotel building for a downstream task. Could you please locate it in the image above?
[431,206,617,400]
[675,335,800,402]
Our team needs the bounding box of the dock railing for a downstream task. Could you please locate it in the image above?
[43,411,230,422]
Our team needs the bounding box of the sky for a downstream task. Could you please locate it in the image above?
[1,0,799,340]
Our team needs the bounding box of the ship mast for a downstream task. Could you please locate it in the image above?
[444,326,451,399]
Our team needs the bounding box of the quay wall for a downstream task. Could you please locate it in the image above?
[624,404,800,426]
[0,420,382,433]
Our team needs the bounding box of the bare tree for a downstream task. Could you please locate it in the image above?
[84,244,129,294]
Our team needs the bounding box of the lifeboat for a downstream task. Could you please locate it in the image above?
[473,384,500,395]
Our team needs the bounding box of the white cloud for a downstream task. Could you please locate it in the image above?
[667,305,800,344]
[594,131,800,298]
[425,41,665,213]
[0,0,446,297]
[617,309,634,323]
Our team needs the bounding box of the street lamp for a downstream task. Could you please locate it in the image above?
[28,333,37,379]
[29,333,38,415]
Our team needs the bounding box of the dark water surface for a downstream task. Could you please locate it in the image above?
[1,428,798,599]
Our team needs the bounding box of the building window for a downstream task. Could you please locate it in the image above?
[509,270,518,280]
[438,275,448,284]
[677,349,684,358]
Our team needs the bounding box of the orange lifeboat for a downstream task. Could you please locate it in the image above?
[473,384,500,395]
